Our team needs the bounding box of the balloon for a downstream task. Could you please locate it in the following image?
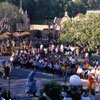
[69,75,81,86]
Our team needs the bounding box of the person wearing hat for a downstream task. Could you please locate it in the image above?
[87,73,98,96]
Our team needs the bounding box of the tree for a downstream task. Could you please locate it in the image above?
[0,2,22,33]
[60,13,100,52]
[22,0,70,23]
[0,0,99,24]
[40,82,62,100]
[22,0,67,23]
[65,1,86,17]
[75,0,100,9]
[0,0,20,6]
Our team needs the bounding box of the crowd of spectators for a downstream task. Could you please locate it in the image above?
[1,36,100,82]
[8,37,80,80]
[77,61,100,79]
[3,37,98,82]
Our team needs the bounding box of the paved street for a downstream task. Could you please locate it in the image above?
[0,56,100,100]
[0,68,66,100]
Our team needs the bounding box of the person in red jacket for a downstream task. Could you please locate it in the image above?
[87,73,98,96]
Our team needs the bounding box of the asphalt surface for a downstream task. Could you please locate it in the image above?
[0,68,66,100]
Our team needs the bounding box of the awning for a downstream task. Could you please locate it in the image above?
[20,32,30,36]
[3,32,11,36]
[0,34,9,39]
[13,32,21,37]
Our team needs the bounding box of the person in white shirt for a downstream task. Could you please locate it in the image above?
[40,44,43,50]
[51,44,55,52]
[60,44,64,53]
[55,47,58,53]
[70,46,75,56]
[77,66,83,77]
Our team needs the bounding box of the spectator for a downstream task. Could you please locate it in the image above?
[2,62,10,80]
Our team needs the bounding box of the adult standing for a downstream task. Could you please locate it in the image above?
[2,61,11,80]
[25,70,37,97]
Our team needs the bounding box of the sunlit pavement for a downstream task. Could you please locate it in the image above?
[0,68,66,100]
[0,56,99,100]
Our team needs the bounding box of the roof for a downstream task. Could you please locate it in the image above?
[0,32,10,39]
[76,13,83,17]
[54,17,62,26]
[87,10,100,13]
[74,13,84,19]
[60,16,69,27]
[13,32,21,37]
[3,32,11,36]
[64,11,70,18]
[0,32,11,36]
[0,34,9,39]
[30,25,53,31]
[20,32,30,36]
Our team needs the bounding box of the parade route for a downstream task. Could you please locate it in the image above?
[0,68,66,100]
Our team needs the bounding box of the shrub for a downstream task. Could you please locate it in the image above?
[40,82,62,100]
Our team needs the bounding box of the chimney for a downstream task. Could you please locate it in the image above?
[64,11,69,18]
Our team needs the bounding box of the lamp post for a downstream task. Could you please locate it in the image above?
[8,77,10,91]
[45,16,53,40]
[53,22,57,41]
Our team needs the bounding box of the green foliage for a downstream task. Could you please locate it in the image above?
[60,13,100,52]
[75,0,100,9]
[65,1,86,17]
[0,0,99,24]
[22,0,67,23]
[40,82,62,100]
[0,0,20,6]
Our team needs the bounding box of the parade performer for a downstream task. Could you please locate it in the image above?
[87,73,98,96]
[25,70,37,97]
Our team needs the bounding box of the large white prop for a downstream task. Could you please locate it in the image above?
[70,75,81,86]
